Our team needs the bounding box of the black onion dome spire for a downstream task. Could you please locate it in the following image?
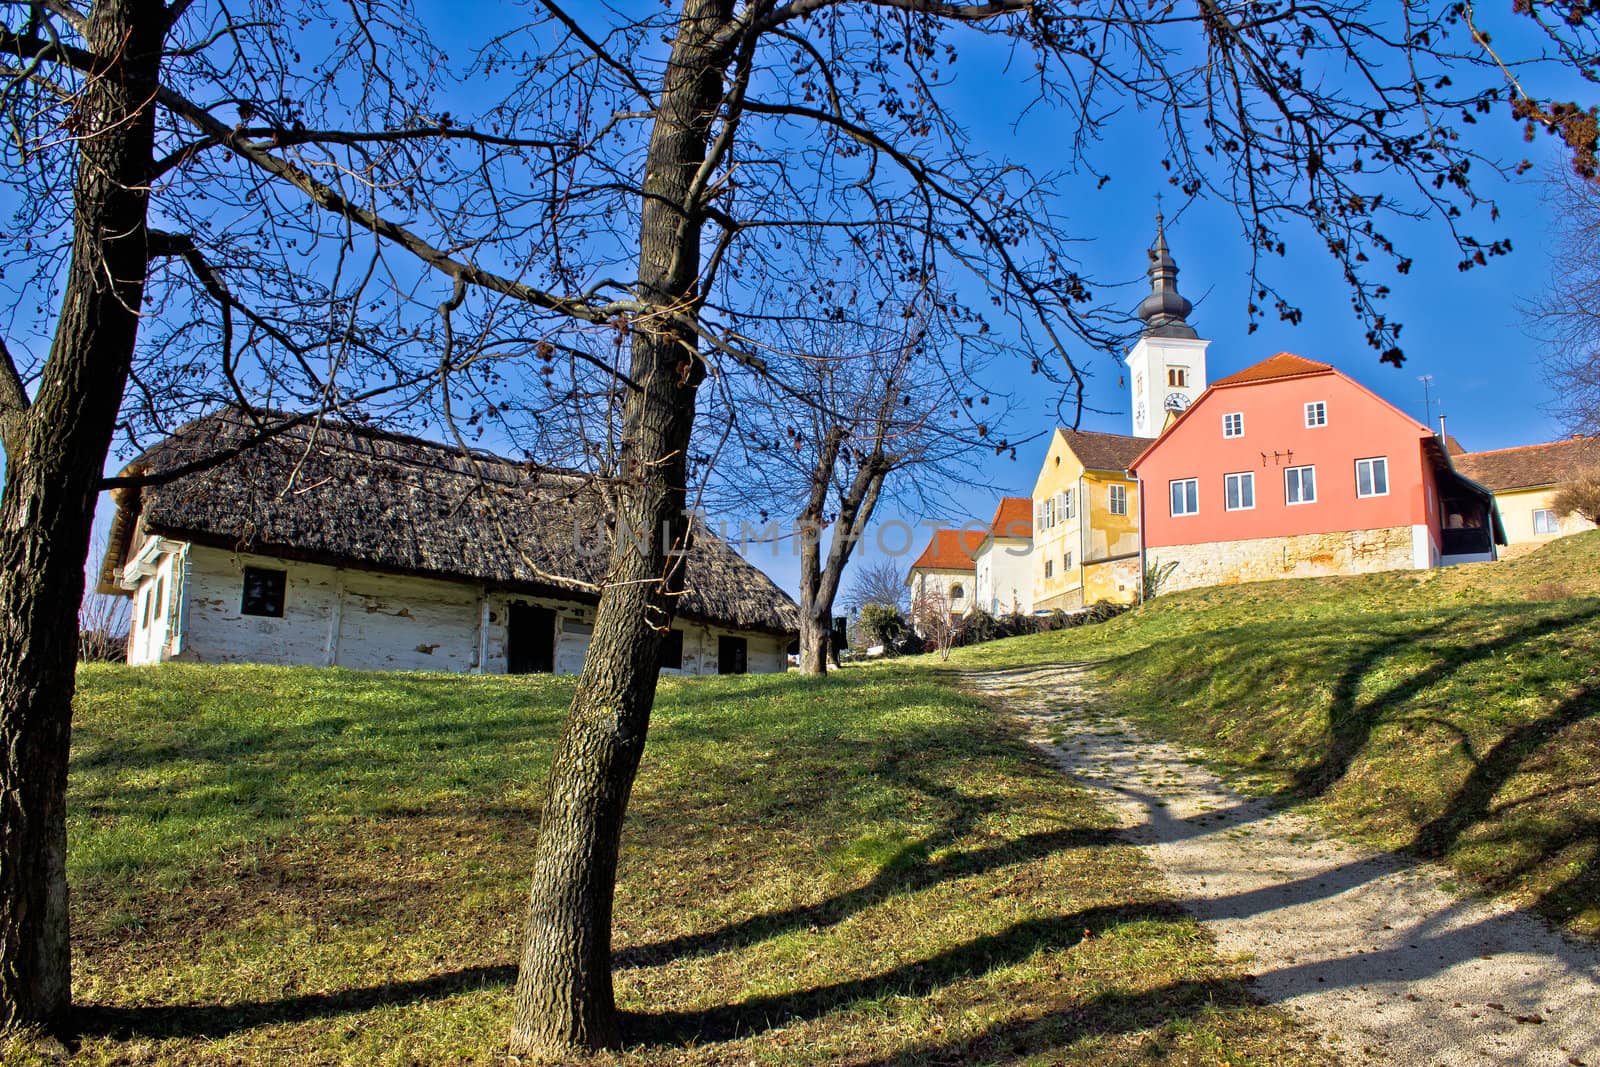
[1136,214,1197,339]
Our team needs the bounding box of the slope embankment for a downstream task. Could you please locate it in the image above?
[952,531,1600,939]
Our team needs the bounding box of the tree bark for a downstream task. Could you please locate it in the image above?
[508,0,732,1054]
[0,0,167,1030]
[796,463,887,676]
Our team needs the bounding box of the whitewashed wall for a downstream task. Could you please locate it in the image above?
[974,537,1034,615]
[123,540,788,675]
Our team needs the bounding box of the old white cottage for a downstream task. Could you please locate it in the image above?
[98,411,798,675]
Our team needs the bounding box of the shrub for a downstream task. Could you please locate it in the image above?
[1553,472,1600,525]
[1143,559,1179,600]
[858,602,906,647]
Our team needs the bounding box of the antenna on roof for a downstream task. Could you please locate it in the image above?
[1418,374,1435,429]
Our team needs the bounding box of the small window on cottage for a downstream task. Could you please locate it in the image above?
[1063,551,1073,570]
[949,583,965,602]
[240,567,287,617]
[153,576,165,620]
[660,629,684,670]
[1534,508,1559,535]
[1064,488,1075,520]
[1285,465,1317,505]
[141,588,152,630]
[1305,401,1328,428]
[1044,559,1054,579]
[1109,484,1128,516]
[1222,412,1244,438]
[1168,367,1188,388]
[1356,457,1389,498]
[1170,478,1199,516]
[1225,472,1255,511]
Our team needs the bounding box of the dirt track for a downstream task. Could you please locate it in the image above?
[966,663,1600,1067]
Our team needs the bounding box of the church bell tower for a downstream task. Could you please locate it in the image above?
[1125,215,1209,438]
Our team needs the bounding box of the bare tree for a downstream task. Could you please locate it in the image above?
[910,587,957,661]
[78,533,129,663]
[1531,172,1600,435]
[0,0,521,1029]
[844,558,909,616]
[1,0,1591,1054]
[711,311,990,674]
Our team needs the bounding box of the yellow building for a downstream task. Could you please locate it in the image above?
[1031,429,1146,611]
[1454,437,1600,554]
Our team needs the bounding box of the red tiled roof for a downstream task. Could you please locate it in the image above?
[1211,352,1334,387]
[1453,436,1600,491]
[990,496,1033,539]
[1057,428,1147,472]
[909,528,985,572]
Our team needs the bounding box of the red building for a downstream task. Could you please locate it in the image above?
[1129,353,1501,592]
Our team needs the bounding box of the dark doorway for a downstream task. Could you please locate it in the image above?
[717,635,748,675]
[507,603,556,674]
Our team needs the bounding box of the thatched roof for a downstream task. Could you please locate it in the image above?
[99,410,798,636]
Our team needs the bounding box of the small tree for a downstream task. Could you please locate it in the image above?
[844,558,910,617]
[1553,472,1600,525]
[911,588,957,662]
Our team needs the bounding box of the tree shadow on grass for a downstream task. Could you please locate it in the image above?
[619,762,1115,968]
[623,902,1169,1046]
[1289,607,1600,798]
[74,964,517,1041]
[71,903,1166,1045]
[1411,682,1600,928]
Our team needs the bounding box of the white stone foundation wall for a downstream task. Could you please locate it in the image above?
[1151,525,1423,594]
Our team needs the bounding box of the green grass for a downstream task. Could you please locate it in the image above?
[13,663,1331,1065]
[951,530,1600,938]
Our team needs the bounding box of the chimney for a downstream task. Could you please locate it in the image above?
[1438,414,1448,442]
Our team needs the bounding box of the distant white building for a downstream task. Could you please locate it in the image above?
[905,528,985,624]
[972,497,1034,615]
[100,411,798,676]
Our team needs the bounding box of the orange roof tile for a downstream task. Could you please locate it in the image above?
[990,496,1033,539]
[1453,436,1600,491]
[1211,352,1334,387]
[909,528,985,572]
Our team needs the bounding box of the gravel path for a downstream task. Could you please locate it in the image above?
[965,662,1600,1067]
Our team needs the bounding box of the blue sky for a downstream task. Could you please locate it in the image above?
[725,7,1591,601]
[33,3,1590,604]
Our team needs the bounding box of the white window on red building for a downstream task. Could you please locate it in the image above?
[1356,457,1389,498]
[1304,401,1327,428]
[1170,478,1199,516]
[1285,465,1317,504]
[1222,412,1244,438]
[1225,472,1255,511]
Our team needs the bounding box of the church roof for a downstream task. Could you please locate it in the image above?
[1057,428,1147,473]
[989,496,1033,540]
[909,529,985,573]
[1453,436,1600,492]
[1211,352,1334,387]
[97,408,799,635]
[1135,214,1198,340]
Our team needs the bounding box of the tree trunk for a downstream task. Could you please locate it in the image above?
[797,611,831,675]
[508,0,731,1054]
[0,0,167,1030]
[796,465,886,676]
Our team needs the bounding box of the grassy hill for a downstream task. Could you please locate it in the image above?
[20,662,1330,1065]
[952,531,1600,939]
